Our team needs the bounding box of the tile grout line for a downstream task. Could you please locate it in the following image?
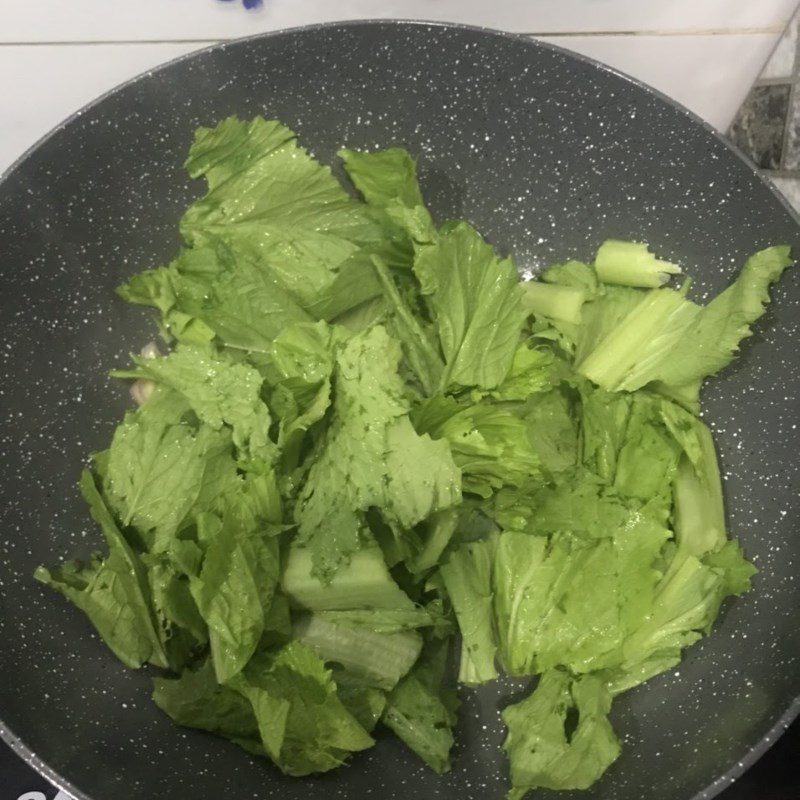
[0,25,787,47]
[757,75,800,86]
[778,12,800,171]
[534,26,786,37]
[0,39,221,47]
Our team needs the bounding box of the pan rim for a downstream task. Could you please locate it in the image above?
[1,17,797,800]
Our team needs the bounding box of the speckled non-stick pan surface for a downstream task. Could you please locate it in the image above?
[0,20,797,800]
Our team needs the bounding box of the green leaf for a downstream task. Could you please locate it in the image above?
[230,641,374,776]
[573,284,642,365]
[704,540,757,597]
[132,384,193,426]
[295,326,460,580]
[493,494,672,679]
[502,669,620,796]
[513,471,628,540]
[182,117,379,309]
[608,555,724,689]
[121,344,276,462]
[145,554,207,669]
[578,383,633,483]
[414,396,540,498]
[293,326,403,578]
[104,412,239,550]
[439,539,498,684]
[369,255,444,394]
[414,222,526,390]
[119,240,313,350]
[337,686,387,733]
[262,321,334,468]
[541,259,599,295]
[34,471,167,669]
[578,246,792,391]
[340,147,426,209]
[613,396,682,503]
[384,416,462,528]
[340,147,436,265]
[382,637,459,774]
[293,613,423,690]
[191,247,314,352]
[475,344,554,402]
[190,510,278,682]
[264,320,334,388]
[407,507,460,575]
[493,532,621,676]
[578,287,700,391]
[152,659,262,751]
[523,388,579,477]
[116,266,216,345]
[670,416,727,562]
[648,245,793,386]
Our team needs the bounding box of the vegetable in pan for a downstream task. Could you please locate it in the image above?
[35,116,791,797]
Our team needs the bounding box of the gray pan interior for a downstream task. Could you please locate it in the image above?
[0,20,797,800]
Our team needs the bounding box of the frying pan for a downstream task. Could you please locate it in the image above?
[0,20,797,800]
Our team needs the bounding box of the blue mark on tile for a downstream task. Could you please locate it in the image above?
[218,0,262,9]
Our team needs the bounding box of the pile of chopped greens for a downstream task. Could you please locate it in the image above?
[35,117,792,797]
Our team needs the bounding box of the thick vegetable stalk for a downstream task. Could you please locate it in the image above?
[594,239,681,288]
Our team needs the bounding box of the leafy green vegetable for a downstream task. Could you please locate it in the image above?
[594,239,681,288]
[293,613,422,690]
[578,288,700,391]
[493,531,623,675]
[295,326,460,580]
[230,641,374,775]
[103,411,239,551]
[671,416,727,561]
[35,471,167,669]
[281,543,417,612]
[523,387,579,476]
[579,246,792,390]
[152,659,261,750]
[182,117,379,309]
[190,510,279,683]
[522,281,586,324]
[340,147,427,212]
[383,637,459,773]
[541,259,599,295]
[413,396,539,498]
[613,396,682,502]
[146,554,207,668]
[337,685,387,732]
[573,284,643,365]
[577,383,632,482]
[116,344,275,463]
[414,222,527,390]
[407,508,460,574]
[315,606,436,633]
[36,116,789,793]
[440,539,498,684]
[480,344,554,402]
[340,146,436,252]
[502,669,620,796]
[369,255,444,393]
